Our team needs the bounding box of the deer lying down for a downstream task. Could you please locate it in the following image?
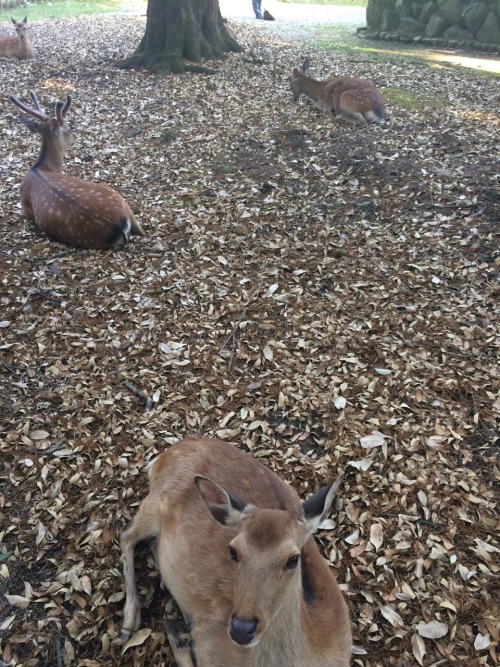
[9,93,143,249]
[121,436,352,667]
[223,19,237,42]
[0,17,34,61]
[290,58,385,126]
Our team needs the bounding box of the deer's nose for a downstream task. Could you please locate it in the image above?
[229,616,258,645]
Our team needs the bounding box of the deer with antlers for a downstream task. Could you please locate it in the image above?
[120,437,352,666]
[9,92,144,249]
[0,17,34,61]
[290,58,385,126]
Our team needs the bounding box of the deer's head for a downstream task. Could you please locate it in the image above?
[11,16,28,41]
[195,475,340,647]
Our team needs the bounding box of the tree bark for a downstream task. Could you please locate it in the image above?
[118,0,242,73]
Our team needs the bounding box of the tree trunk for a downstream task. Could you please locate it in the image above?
[118,0,242,73]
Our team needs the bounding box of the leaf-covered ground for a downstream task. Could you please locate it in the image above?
[0,12,499,667]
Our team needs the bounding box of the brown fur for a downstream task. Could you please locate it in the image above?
[290,61,385,126]
[121,437,352,666]
[10,93,143,249]
[0,17,34,61]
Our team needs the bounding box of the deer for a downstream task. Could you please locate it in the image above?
[9,92,144,249]
[0,17,34,61]
[223,19,237,42]
[290,58,385,126]
[120,436,352,667]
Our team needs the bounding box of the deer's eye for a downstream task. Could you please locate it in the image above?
[285,554,300,570]
[228,546,238,562]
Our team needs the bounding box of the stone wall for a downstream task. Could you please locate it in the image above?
[364,0,500,51]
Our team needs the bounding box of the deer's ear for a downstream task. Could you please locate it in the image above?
[11,17,17,25]
[20,118,39,134]
[292,68,300,77]
[302,58,310,74]
[23,16,28,23]
[302,477,343,534]
[49,118,62,133]
[195,476,249,527]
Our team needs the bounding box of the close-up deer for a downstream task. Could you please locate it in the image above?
[290,58,385,126]
[120,437,352,667]
[9,92,144,249]
[0,17,34,61]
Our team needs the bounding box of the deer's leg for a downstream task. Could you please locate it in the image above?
[336,92,369,126]
[334,111,368,126]
[120,497,161,639]
[166,622,196,667]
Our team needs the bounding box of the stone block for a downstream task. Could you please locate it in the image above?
[381,8,399,31]
[395,0,413,18]
[443,25,474,39]
[425,13,448,36]
[399,16,426,35]
[366,0,397,31]
[462,1,488,33]
[420,0,437,23]
[437,0,462,24]
[475,11,500,43]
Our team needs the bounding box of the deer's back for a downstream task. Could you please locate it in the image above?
[149,437,299,508]
[21,169,135,248]
[0,36,18,58]
[148,438,300,613]
[325,76,384,109]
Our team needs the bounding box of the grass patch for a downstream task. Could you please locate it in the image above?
[0,0,145,21]
[315,29,500,76]
[213,160,235,174]
[382,87,446,110]
[153,128,178,143]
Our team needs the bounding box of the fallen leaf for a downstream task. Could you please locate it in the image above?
[416,621,449,639]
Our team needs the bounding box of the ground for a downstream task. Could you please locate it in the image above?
[0,8,499,667]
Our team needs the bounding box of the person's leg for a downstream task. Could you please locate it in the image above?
[252,0,264,18]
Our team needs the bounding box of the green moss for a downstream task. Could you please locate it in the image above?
[153,128,178,142]
[213,161,235,174]
[0,0,146,21]
[316,30,500,78]
[382,86,446,109]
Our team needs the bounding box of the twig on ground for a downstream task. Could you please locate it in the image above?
[54,635,63,667]
[26,249,84,262]
[221,304,254,376]
[123,380,154,411]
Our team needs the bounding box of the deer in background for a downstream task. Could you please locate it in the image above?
[290,58,385,126]
[120,437,352,667]
[0,17,34,61]
[223,19,237,42]
[9,93,144,249]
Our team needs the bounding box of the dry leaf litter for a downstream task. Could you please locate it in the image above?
[0,12,499,667]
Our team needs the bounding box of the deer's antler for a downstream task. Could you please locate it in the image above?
[10,93,48,121]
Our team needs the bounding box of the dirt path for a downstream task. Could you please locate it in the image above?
[219,0,500,73]
[219,0,366,38]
